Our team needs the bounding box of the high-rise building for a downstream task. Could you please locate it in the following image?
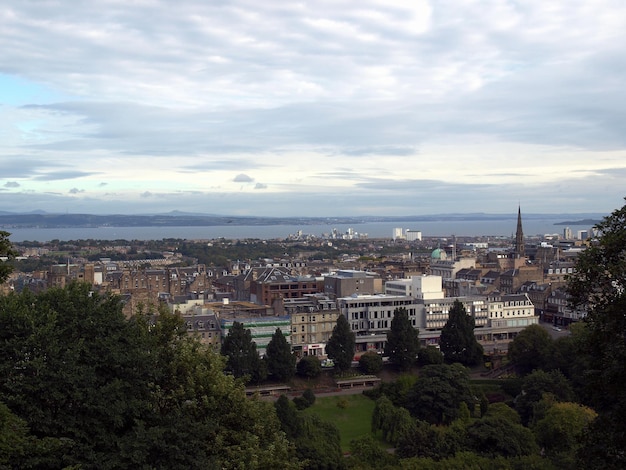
[563,226,573,240]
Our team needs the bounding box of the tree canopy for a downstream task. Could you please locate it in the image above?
[0,283,299,469]
[325,314,355,372]
[265,327,296,381]
[439,300,484,366]
[384,307,419,371]
[507,324,554,375]
[221,321,267,383]
[567,198,626,468]
[0,231,17,284]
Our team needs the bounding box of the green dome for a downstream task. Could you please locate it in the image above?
[431,248,447,260]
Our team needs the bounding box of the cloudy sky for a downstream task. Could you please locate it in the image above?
[1,0,625,217]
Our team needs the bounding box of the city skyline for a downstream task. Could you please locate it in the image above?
[2,1,625,216]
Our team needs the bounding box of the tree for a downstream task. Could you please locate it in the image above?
[465,415,539,458]
[265,328,296,382]
[533,402,596,466]
[417,346,444,366]
[507,324,554,375]
[405,363,475,425]
[566,199,626,468]
[297,355,322,379]
[384,307,419,371]
[514,369,574,426]
[439,300,484,366]
[358,351,383,374]
[221,321,266,383]
[325,314,355,373]
[0,284,300,469]
[0,231,17,284]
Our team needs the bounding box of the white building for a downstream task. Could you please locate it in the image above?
[406,229,422,241]
[392,227,404,240]
[385,275,444,300]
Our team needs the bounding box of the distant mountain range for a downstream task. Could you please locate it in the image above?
[0,211,605,229]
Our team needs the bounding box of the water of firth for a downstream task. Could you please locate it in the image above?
[6,219,594,242]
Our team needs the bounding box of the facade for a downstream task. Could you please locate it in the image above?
[323,269,381,299]
[284,295,340,358]
[249,266,324,306]
[405,230,422,241]
[338,294,421,355]
[384,275,444,299]
[220,315,291,357]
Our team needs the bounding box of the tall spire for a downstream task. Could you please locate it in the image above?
[515,205,525,258]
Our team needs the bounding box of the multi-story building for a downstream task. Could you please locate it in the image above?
[338,294,421,355]
[283,295,340,358]
[545,287,587,326]
[220,315,291,357]
[384,275,443,299]
[323,269,381,299]
[249,266,324,306]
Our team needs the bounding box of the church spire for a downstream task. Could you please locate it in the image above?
[515,205,525,258]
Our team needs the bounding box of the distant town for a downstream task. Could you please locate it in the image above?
[1,207,594,359]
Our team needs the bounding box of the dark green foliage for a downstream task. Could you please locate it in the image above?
[396,419,463,460]
[417,346,444,366]
[566,200,626,469]
[358,351,383,374]
[346,435,398,470]
[507,324,554,375]
[0,231,17,284]
[265,327,296,381]
[439,300,484,366]
[275,395,300,438]
[0,283,299,469]
[221,321,267,383]
[465,415,539,458]
[514,369,574,426]
[384,307,419,371]
[363,374,416,407]
[293,389,316,410]
[297,355,322,378]
[405,363,475,425]
[294,414,345,470]
[371,395,415,446]
[325,314,355,372]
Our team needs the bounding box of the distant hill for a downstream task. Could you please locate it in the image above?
[0,212,607,229]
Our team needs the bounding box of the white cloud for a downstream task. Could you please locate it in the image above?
[0,0,625,216]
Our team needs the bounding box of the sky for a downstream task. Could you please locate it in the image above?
[1,0,625,217]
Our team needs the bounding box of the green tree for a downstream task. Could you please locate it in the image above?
[384,307,419,371]
[566,199,626,469]
[358,350,383,374]
[347,435,398,470]
[465,415,539,458]
[221,321,266,383]
[507,324,554,375]
[297,355,322,379]
[417,346,444,366]
[405,363,475,425]
[265,327,296,381]
[0,284,299,469]
[439,300,484,366]
[514,369,574,426]
[533,402,596,467]
[325,314,355,373]
[0,231,17,284]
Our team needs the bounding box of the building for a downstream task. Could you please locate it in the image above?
[515,205,525,258]
[323,269,381,299]
[384,275,444,299]
[392,227,404,240]
[405,230,422,241]
[249,266,324,306]
[282,295,340,358]
[338,294,421,355]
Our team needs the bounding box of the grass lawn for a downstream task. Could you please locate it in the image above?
[303,393,385,452]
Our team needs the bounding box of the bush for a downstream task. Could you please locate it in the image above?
[358,351,383,374]
[417,346,444,366]
[302,388,316,407]
[297,355,322,379]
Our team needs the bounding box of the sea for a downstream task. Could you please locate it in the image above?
[4,218,597,243]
